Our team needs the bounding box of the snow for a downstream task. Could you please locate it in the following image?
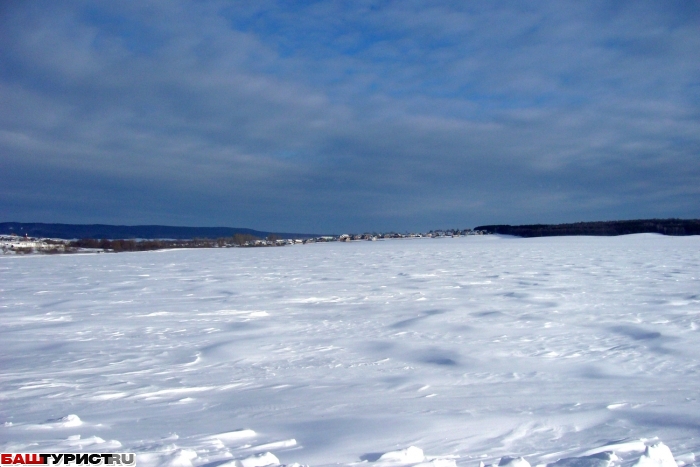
[1,234,699,467]
[498,457,530,467]
[378,446,426,463]
[634,444,678,467]
[548,451,617,467]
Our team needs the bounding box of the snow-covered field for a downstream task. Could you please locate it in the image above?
[1,235,699,467]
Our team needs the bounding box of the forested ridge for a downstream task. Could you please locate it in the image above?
[0,222,316,240]
[475,219,700,237]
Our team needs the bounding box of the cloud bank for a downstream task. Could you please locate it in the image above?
[1,1,699,232]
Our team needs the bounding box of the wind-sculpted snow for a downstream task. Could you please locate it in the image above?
[1,235,699,467]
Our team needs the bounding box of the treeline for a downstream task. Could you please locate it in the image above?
[70,234,260,252]
[475,219,700,237]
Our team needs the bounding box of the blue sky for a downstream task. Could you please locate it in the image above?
[1,1,699,233]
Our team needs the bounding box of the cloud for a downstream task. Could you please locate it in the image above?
[1,0,699,232]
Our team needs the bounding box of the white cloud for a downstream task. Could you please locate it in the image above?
[1,0,699,231]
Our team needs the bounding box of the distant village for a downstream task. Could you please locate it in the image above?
[1,229,489,255]
[244,229,488,247]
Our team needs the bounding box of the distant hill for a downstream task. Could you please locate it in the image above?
[475,219,700,237]
[0,222,318,240]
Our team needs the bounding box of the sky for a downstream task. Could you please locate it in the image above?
[1,1,699,234]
